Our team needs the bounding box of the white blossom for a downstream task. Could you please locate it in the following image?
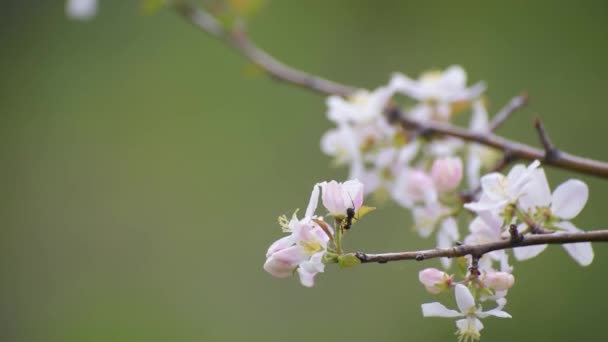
[422,284,511,342]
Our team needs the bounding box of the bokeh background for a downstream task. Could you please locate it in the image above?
[2,1,608,341]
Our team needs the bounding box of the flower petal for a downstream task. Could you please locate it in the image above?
[513,244,547,261]
[421,302,462,318]
[297,267,317,287]
[519,168,551,211]
[551,180,589,220]
[304,184,321,218]
[554,221,594,266]
[455,284,475,313]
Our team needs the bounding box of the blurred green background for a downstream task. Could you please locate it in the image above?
[2,1,608,341]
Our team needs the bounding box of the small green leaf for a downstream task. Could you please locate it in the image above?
[354,205,376,222]
[338,255,361,269]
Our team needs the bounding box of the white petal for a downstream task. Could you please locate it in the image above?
[551,180,589,220]
[456,317,484,334]
[305,183,321,218]
[480,308,511,319]
[421,302,462,318]
[464,197,507,213]
[513,244,547,261]
[455,284,475,313]
[480,173,506,202]
[519,168,551,210]
[554,221,594,266]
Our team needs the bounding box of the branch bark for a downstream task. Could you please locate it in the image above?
[352,229,608,264]
[174,1,355,97]
[173,2,608,179]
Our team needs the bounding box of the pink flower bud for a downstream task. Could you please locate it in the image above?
[320,180,364,217]
[483,271,515,291]
[419,268,451,294]
[431,157,463,192]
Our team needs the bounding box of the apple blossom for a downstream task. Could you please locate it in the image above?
[431,156,463,192]
[464,160,541,214]
[326,86,397,125]
[318,179,364,218]
[422,284,511,342]
[512,171,594,266]
[264,215,332,287]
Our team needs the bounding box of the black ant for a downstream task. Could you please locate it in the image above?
[343,197,357,230]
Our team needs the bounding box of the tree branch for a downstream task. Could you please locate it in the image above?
[352,229,608,264]
[394,113,608,178]
[173,2,608,179]
[173,1,355,97]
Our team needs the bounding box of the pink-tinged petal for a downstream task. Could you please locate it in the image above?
[513,244,547,261]
[431,157,463,192]
[320,181,343,215]
[455,284,475,313]
[266,235,294,257]
[300,252,326,274]
[342,179,364,210]
[551,180,589,220]
[264,246,306,278]
[263,257,295,278]
[305,183,321,218]
[421,302,462,318]
[297,267,317,287]
[519,168,551,210]
[554,221,594,266]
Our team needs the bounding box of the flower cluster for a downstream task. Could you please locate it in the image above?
[417,160,592,341]
[264,180,369,287]
[322,66,499,267]
[266,65,595,341]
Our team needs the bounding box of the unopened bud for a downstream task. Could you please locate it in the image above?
[419,268,452,294]
[483,271,515,291]
[431,157,463,192]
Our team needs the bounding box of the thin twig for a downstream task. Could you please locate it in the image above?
[173,2,608,179]
[534,117,560,162]
[173,1,355,97]
[488,93,528,131]
[353,229,608,264]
